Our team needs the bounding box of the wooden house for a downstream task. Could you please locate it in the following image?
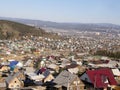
[6,76,24,89]
[5,72,25,89]
[53,70,85,90]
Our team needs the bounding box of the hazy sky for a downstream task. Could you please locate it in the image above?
[0,0,120,24]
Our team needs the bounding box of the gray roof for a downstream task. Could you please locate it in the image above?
[43,69,50,78]
[6,72,24,84]
[53,70,77,87]
[6,75,15,84]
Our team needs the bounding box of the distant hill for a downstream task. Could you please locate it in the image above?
[0,17,120,33]
[0,20,56,39]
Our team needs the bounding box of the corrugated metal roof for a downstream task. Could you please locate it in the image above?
[53,70,77,87]
[86,68,117,88]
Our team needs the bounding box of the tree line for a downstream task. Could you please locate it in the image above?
[94,50,120,59]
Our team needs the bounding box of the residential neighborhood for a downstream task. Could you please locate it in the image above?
[0,31,119,90]
[0,0,120,90]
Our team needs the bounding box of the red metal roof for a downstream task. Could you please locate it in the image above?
[86,68,117,88]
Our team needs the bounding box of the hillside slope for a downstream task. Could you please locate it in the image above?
[0,17,120,33]
[0,20,51,39]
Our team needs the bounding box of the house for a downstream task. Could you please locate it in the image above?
[53,70,85,90]
[43,69,54,83]
[9,60,19,71]
[65,64,79,74]
[111,68,120,77]
[47,55,55,61]
[14,71,25,81]
[111,68,120,85]
[36,68,46,75]
[0,77,6,90]
[5,73,24,89]
[0,65,10,72]
[35,69,54,83]
[27,72,45,83]
[80,68,117,90]
[24,59,34,67]
[60,58,71,68]
[47,64,59,72]
[65,64,86,74]
[24,67,35,74]
[16,61,23,68]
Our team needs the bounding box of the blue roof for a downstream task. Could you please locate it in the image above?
[9,61,18,67]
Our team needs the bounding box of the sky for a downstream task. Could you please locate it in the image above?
[0,0,120,24]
